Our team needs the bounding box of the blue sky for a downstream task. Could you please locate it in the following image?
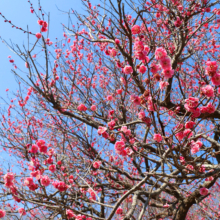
[0,0,101,179]
[0,0,95,99]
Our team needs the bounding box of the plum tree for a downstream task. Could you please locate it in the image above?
[0,0,220,219]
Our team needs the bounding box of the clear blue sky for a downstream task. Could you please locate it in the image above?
[0,0,101,172]
[0,0,100,99]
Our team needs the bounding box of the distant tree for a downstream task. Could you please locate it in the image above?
[0,0,220,219]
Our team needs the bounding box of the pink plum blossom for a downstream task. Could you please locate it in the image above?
[159,57,172,70]
[159,81,169,89]
[98,126,107,135]
[114,141,125,155]
[77,104,87,111]
[41,175,51,187]
[184,97,199,111]
[131,25,140,34]
[123,65,133,74]
[201,85,214,97]
[153,133,163,142]
[36,33,42,39]
[91,105,97,111]
[0,210,6,218]
[93,161,101,169]
[155,47,167,60]
[139,65,147,74]
[200,187,209,196]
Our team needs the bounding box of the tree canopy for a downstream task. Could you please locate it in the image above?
[0,0,220,219]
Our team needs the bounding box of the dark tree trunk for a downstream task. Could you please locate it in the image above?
[174,201,192,220]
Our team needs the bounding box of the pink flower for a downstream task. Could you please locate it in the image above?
[110,48,117,57]
[185,121,196,129]
[117,89,122,94]
[41,26,48,32]
[107,95,113,101]
[162,69,174,78]
[159,57,171,70]
[30,144,38,154]
[200,187,209,196]
[24,177,34,187]
[49,164,56,173]
[139,65,147,74]
[39,145,47,153]
[36,139,45,146]
[131,25,140,34]
[205,102,215,113]
[180,156,185,165]
[134,41,144,52]
[159,81,169,89]
[174,18,182,27]
[123,65,133,74]
[147,97,157,111]
[43,21,48,28]
[201,85,214,97]
[138,111,145,120]
[28,183,38,191]
[206,61,218,76]
[91,105,97,111]
[4,173,14,183]
[66,209,75,219]
[38,20,44,25]
[108,120,116,129]
[135,51,147,60]
[211,73,220,86]
[88,188,96,200]
[36,33,42,39]
[53,181,68,192]
[121,126,131,136]
[77,104,87,111]
[18,208,26,216]
[184,97,199,111]
[125,147,133,155]
[25,62,29,68]
[93,161,101,169]
[116,207,123,214]
[185,164,194,173]
[102,131,109,139]
[130,94,141,105]
[98,126,107,135]
[0,210,6,218]
[195,141,203,148]
[191,108,201,118]
[183,129,193,138]
[153,133,163,142]
[30,170,41,180]
[176,131,184,141]
[150,63,160,73]
[191,145,199,154]
[120,77,126,85]
[4,172,15,188]
[115,39,120,44]
[205,176,214,182]
[155,47,167,60]
[200,106,208,113]
[41,175,51,187]
[114,141,125,155]
[199,165,206,173]
[144,45,150,53]
[190,140,202,155]
[143,117,151,126]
